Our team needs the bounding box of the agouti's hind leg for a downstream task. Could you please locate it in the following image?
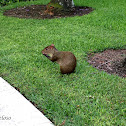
[60,66,73,74]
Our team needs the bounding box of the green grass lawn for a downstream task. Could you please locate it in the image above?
[0,0,126,125]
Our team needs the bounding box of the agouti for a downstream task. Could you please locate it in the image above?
[42,44,76,74]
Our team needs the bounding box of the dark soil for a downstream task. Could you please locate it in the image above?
[88,49,126,78]
[3,5,93,19]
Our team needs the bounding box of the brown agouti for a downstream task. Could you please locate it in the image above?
[42,44,76,74]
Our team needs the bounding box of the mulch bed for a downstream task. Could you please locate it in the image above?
[88,49,126,78]
[3,5,93,19]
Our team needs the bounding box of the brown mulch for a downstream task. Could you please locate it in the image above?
[3,5,93,19]
[88,49,126,78]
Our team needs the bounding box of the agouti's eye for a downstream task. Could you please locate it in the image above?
[46,48,48,50]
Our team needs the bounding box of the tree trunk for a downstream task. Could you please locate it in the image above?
[50,0,74,9]
[45,0,74,15]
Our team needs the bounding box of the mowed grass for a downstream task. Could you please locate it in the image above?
[0,0,126,125]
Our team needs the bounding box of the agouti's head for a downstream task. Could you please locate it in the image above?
[42,44,57,59]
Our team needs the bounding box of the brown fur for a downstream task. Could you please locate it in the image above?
[42,44,76,74]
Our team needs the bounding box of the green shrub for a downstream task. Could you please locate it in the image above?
[0,0,34,6]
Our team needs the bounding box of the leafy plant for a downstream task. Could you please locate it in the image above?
[0,0,34,6]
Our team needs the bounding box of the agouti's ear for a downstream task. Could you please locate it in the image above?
[51,44,55,46]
